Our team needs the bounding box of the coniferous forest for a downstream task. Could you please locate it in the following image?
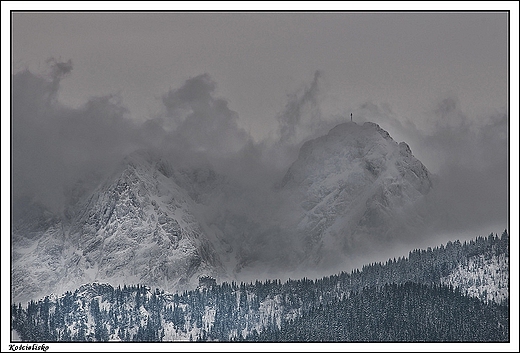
[11,232,509,342]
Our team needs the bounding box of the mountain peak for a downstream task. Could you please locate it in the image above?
[321,121,393,142]
[282,121,406,187]
[282,121,432,268]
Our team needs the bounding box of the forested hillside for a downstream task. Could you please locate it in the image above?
[244,282,509,342]
[11,231,509,342]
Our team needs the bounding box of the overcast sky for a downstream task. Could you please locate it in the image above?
[3,4,518,251]
[11,11,508,143]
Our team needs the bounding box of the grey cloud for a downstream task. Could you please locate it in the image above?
[12,61,142,213]
[162,73,216,122]
[47,58,73,82]
[12,64,267,216]
[12,68,69,212]
[425,104,508,234]
[358,97,508,240]
[12,66,257,215]
[161,74,250,159]
[277,70,323,145]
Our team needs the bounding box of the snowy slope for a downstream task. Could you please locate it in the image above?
[12,210,68,303]
[441,253,509,304]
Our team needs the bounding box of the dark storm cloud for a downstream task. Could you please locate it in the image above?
[158,72,305,213]
[155,73,314,274]
[162,74,216,116]
[12,63,273,216]
[160,74,250,159]
[12,60,141,213]
[47,58,73,82]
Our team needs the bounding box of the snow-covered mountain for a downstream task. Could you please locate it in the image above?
[12,121,435,303]
[12,152,224,303]
[281,122,432,268]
